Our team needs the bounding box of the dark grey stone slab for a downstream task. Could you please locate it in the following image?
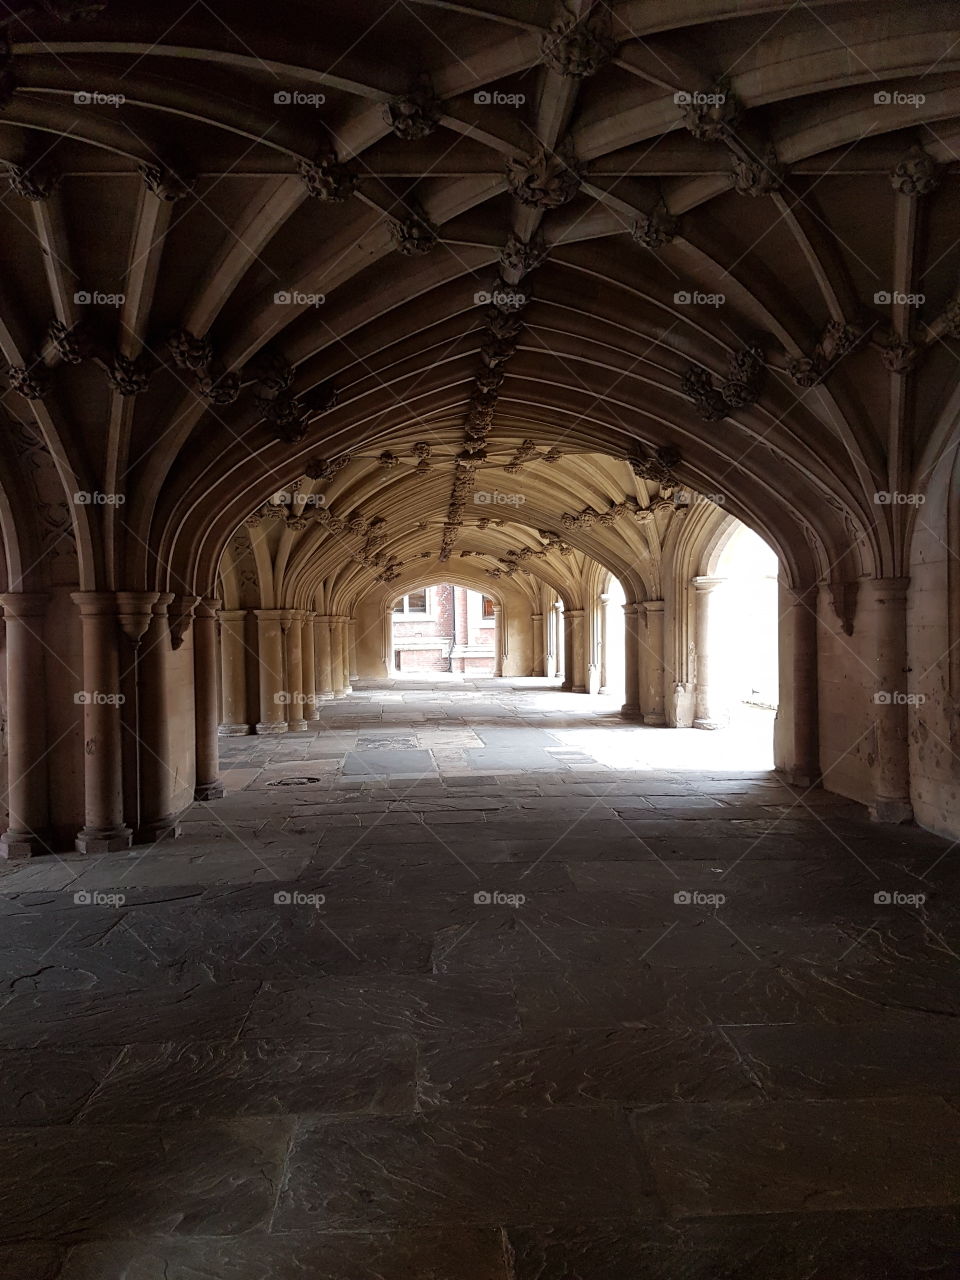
[273,1108,657,1230]
[419,1025,758,1106]
[242,975,519,1040]
[56,1229,510,1279]
[0,1119,292,1242]
[0,1244,65,1280]
[79,1035,416,1122]
[0,1047,120,1124]
[342,750,435,776]
[507,1208,960,1279]
[634,1098,960,1214]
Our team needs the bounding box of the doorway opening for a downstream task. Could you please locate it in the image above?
[390,584,496,674]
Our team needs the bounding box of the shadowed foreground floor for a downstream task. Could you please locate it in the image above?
[0,679,957,1278]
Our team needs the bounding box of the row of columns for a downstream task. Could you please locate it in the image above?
[218,610,357,736]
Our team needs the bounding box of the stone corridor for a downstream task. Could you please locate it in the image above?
[0,679,957,1277]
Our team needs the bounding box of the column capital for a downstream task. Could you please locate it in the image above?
[622,601,640,617]
[531,612,543,621]
[643,598,665,614]
[314,614,334,624]
[254,608,287,621]
[194,597,221,620]
[863,576,910,599]
[115,591,160,644]
[693,575,726,593]
[566,608,585,619]
[169,595,199,649]
[0,592,48,618]
[219,608,248,623]
[71,590,122,617]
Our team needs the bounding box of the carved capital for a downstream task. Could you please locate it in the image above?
[890,144,940,196]
[297,154,359,201]
[505,144,581,209]
[384,75,442,140]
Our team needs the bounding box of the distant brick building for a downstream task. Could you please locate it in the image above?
[391,584,496,673]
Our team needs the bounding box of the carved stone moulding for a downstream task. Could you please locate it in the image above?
[631,205,678,249]
[940,295,960,340]
[505,145,582,209]
[7,363,50,399]
[629,444,682,487]
[47,318,92,365]
[890,144,940,196]
[5,162,58,200]
[680,365,727,421]
[731,148,783,196]
[139,164,193,202]
[878,337,922,375]
[384,75,443,140]
[499,231,547,280]
[389,206,439,255]
[197,369,241,404]
[786,354,823,388]
[541,9,616,78]
[297,154,358,201]
[167,328,213,372]
[677,79,742,142]
[106,352,152,396]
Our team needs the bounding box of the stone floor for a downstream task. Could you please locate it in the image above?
[0,677,958,1278]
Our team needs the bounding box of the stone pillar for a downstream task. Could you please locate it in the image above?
[135,591,182,840]
[561,608,573,690]
[567,608,587,693]
[254,609,288,734]
[621,602,642,718]
[283,611,309,731]
[864,577,912,823]
[338,616,352,694]
[194,597,225,799]
[218,609,250,735]
[693,576,727,730]
[783,585,820,787]
[0,593,51,858]
[642,599,666,725]
[330,617,347,695]
[348,618,358,682]
[531,613,544,677]
[597,595,609,693]
[302,612,318,721]
[492,605,504,677]
[315,615,334,698]
[550,600,562,680]
[71,592,133,852]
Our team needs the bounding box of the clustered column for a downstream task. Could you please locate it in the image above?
[642,600,666,725]
[530,612,544,677]
[621,602,642,718]
[0,593,51,858]
[492,604,504,677]
[315,614,334,698]
[193,597,225,799]
[693,576,727,730]
[865,577,912,822]
[284,611,309,731]
[219,608,250,735]
[254,608,288,734]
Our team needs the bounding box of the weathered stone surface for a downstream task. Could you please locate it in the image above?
[273,1109,657,1230]
[634,1099,960,1214]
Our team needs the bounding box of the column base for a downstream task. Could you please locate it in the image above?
[572,684,587,694]
[286,719,310,733]
[693,718,726,730]
[138,815,182,842]
[255,722,289,736]
[0,830,52,860]
[75,825,133,854]
[643,713,667,726]
[194,782,225,802]
[784,768,819,788]
[870,797,913,825]
[218,722,251,737]
[342,684,353,694]
[316,691,334,700]
[620,704,643,719]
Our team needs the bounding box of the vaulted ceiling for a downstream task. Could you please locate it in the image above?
[0,0,958,603]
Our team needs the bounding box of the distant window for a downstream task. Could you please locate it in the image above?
[481,595,495,618]
[394,590,429,615]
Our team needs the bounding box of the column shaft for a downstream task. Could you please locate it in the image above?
[284,612,309,731]
[568,609,587,693]
[531,613,544,677]
[255,610,288,734]
[642,600,666,725]
[866,577,912,822]
[219,610,250,734]
[693,576,727,730]
[302,613,318,721]
[0,593,50,858]
[492,605,504,677]
[315,615,334,697]
[194,597,225,798]
[621,603,642,717]
[137,592,181,839]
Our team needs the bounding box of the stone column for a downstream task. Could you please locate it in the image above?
[194,597,225,799]
[134,591,182,840]
[315,615,334,698]
[567,608,587,693]
[642,599,666,725]
[597,594,609,693]
[338,616,353,694]
[283,611,309,731]
[71,592,132,852]
[301,612,318,722]
[492,605,504,677]
[218,609,250,735]
[550,600,562,680]
[783,585,820,787]
[531,613,544,677]
[254,609,288,734]
[0,593,50,858]
[561,608,573,690]
[348,618,358,682]
[865,577,912,822]
[693,576,727,730]
[621,602,642,718]
[330,617,347,695]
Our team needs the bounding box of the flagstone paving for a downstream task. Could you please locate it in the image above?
[0,678,957,1278]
